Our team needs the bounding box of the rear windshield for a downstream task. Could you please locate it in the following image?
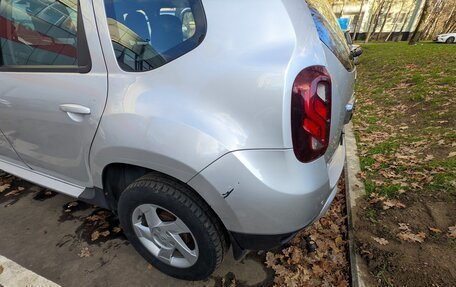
[104,0,206,72]
[306,0,354,71]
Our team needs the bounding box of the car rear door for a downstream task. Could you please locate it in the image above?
[0,131,26,167]
[0,0,107,189]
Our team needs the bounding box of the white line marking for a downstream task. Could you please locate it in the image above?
[0,255,61,287]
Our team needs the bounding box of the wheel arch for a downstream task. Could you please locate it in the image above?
[100,162,231,248]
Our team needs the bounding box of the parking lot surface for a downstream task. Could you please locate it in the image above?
[0,173,273,287]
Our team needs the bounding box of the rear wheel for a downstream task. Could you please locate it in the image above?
[118,173,226,280]
[446,37,455,44]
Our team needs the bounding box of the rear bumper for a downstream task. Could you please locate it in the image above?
[188,136,346,236]
[229,184,338,252]
[230,231,297,251]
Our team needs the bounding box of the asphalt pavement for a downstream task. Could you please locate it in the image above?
[0,174,273,287]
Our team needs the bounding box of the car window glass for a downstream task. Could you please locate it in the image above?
[306,0,354,71]
[104,0,206,72]
[0,0,79,66]
[182,10,195,40]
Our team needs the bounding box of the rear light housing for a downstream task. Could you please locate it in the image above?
[291,66,332,163]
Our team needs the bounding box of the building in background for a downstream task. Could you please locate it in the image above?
[330,0,427,41]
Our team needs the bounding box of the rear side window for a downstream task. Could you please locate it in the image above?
[104,0,206,72]
[306,0,354,71]
[0,0,79,67]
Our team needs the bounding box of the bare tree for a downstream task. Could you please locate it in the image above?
[398,3,415,38]
[385,0,407,41]
[445,7,456,33]
[376,0,394,40]
[339,0,347,17]
[409,0,430,44]
[352,0,367,41]
[426,1,456,38]
[365,0,387,43]
[421,0,444,39]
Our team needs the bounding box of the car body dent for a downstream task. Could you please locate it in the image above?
[188,147,339,235]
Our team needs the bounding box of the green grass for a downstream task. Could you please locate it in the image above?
[354,42,456,197]
[367,140,400,156]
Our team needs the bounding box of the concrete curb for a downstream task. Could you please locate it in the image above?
[0,255,61,287]
[344,122,371,287]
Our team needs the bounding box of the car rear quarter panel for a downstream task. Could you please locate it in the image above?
[89,0,329,188]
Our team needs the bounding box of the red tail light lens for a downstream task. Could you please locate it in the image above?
[291,66,332,163]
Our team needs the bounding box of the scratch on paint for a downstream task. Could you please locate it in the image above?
[222,188,234,199]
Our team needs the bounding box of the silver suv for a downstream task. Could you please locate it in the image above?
[0,0,356,280]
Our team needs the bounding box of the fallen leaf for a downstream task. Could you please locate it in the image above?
[100,230,110,237]
[0,184,10,192]
[372,237,389,245]
[411,182,423,189]
[449,152,456,158]
[5,189,20,196]
[265,178,349,286]
[398,223,411,232]
[113,226,122,233]
[78,247,92,258]
[428,227,442,234]
[86,214,107,222]
[100,223,109,229]
[382,200,406,210]
[368,193,385,204]
[448,226,456,239]
[424,155,434,161]
[91,230,100,241]
[67,201,79,208]
[147,264,153,271]
[398,231,426,243]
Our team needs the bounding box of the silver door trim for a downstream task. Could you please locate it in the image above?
[0,158,85,198]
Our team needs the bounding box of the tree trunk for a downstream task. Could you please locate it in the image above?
[444,6,455,33]
[386,0,407,42]
[399,9,413,33]
[369,0,387,41]
[409,0,430,45]
[421,0,443,39]
[365,0,386,43]
[352,0,366,41]
[340,0,347,17]
[376,0,394,40]
[447,21,456,33]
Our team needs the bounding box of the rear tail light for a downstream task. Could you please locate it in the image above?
[291,66,332,163]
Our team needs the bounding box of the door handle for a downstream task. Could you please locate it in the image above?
[59,104,91,115]
[60,104,91,123]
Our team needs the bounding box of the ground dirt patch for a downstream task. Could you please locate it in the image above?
[355,191,456,286]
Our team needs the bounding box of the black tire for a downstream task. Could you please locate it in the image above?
[446,37,455,44]
[118,173,227,280]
